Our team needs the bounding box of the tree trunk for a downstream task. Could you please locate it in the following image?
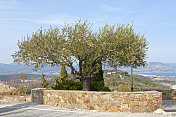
[82,78,91,91]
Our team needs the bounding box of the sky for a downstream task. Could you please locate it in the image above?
[0,0,176,64]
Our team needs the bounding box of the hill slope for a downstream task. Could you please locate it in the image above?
[119,62,176,73]
[0,62,176,74]
[0,63,71,74]
[0,82,16,92]
[104,69,169,91]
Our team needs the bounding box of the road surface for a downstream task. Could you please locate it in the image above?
[0,100,176,117]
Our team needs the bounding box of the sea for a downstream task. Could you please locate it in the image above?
[135,73,176,77]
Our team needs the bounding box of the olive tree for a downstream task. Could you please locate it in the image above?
[12,20,148,91]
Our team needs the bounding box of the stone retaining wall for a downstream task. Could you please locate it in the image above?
[0,93,31,104]
[171,89,176,100]
[141,89,176,100]
[161,90,172,100]
[32,88,162,113]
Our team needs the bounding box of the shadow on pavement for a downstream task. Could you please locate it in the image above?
[163,100,176,113]
[162,100,176,107]
[0,102,38,116]
[164,109,176,112]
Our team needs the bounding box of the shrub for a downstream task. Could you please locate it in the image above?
[90,67,110,91]
[52,75,82,90]
[90,80,110,91]
[116,87,131,92]
[17,86,30,94]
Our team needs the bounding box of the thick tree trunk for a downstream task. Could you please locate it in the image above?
[82,78,91,91]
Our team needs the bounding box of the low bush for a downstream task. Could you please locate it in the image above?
[52,75,82,90]
[116,87,131,92]
[90,80,110,91]
[17,86,31,94]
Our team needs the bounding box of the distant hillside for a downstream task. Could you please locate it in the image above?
[0,62,176,74]
[0,82,16,92]
[0,63,72,74]
[0,74,57,82]
[119,62,176,73]
[104,69,169,91]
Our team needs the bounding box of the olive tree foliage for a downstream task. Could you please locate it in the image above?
[12,20,148,91]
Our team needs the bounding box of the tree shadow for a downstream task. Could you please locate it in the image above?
[0,102,38,116]
[163,100,176,112]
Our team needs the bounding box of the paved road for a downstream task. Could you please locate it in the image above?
[0,100,176,117]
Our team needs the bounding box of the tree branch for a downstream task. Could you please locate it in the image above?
[88,55,104,77]
[60,54,81,79]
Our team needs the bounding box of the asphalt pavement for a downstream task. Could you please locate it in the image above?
[0,100,176,117]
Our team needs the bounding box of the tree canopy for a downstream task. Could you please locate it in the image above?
[12,20,148,91]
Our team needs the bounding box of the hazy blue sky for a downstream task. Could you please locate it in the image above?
[0,0,176,64]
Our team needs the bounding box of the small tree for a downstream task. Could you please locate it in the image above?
[60,65,67,79]
[40,73,47,88]
[13,20,148,91]
[90,64,110,91]
[52,64,82,90]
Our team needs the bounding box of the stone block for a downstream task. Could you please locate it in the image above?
[123,97,134,101]
[139,101,148,107]
[109,106,119,112]
[119,108,130,112]
[130,101,139,108]
[120,104,129,108]
[148,100,156,105]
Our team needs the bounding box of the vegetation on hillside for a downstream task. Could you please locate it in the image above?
[0,74,55,83]
[104,69,170,91]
